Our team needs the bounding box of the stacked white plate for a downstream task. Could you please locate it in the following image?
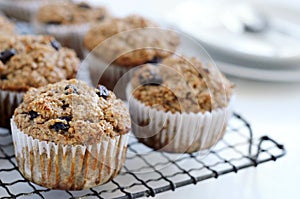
[165,0,300,82]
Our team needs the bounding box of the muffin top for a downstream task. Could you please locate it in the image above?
[14,79,131,145]
[130,56,234,113]
[0,15,15,35]
[84,15,180,67]
[36,2,109,25]
[0,35,79,92]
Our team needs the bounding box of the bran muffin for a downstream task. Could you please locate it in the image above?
[11,79,131,190]
[0,35,79,128]
[33,1,110,58]
[84,15,180,99]
[0,0,52,22]
[127,56,234,153]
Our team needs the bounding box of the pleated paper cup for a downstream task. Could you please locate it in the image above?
[87,52,136,100]
[0,90,24,128]
[33,19,90,58]
[0,0,45,21]
[11,119,129,190]
[126,85,233,153]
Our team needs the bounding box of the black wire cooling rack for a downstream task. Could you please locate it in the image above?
[0,113,286,199]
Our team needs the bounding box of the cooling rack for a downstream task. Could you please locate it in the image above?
[0,113,285,199]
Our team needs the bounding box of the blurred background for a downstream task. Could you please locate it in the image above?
[90,0,300,81]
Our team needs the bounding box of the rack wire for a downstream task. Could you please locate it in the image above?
[0,113,286,199]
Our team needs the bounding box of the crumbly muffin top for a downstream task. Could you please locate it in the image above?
[84,15,180,67]
[14,79,131,145]
[0,35,79,92]
[36,2,109,25]
[131,56,234,113]
[0,15,15,35]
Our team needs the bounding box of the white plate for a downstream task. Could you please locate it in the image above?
[165,0,300,70]
[174,29,300,82]
[217,61,300,82]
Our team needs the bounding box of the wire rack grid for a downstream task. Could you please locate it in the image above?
[0,113,285,199]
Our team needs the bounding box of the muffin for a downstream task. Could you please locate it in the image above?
[0,15,15,35]
[84,15,180,99]
[0,35,79,128]
[0,0,52,21]
[11,79,131,190]
[33,1,110,58]
[126,56,234,153]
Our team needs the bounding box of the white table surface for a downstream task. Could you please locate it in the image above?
[87,0,300,198]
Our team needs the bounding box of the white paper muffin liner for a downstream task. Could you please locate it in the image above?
[11,119,129,190]
[33,19,90,58]
[0,0,45,21]
[126,85,233,153]
[87,52,137,100]
[0,90,24,128]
